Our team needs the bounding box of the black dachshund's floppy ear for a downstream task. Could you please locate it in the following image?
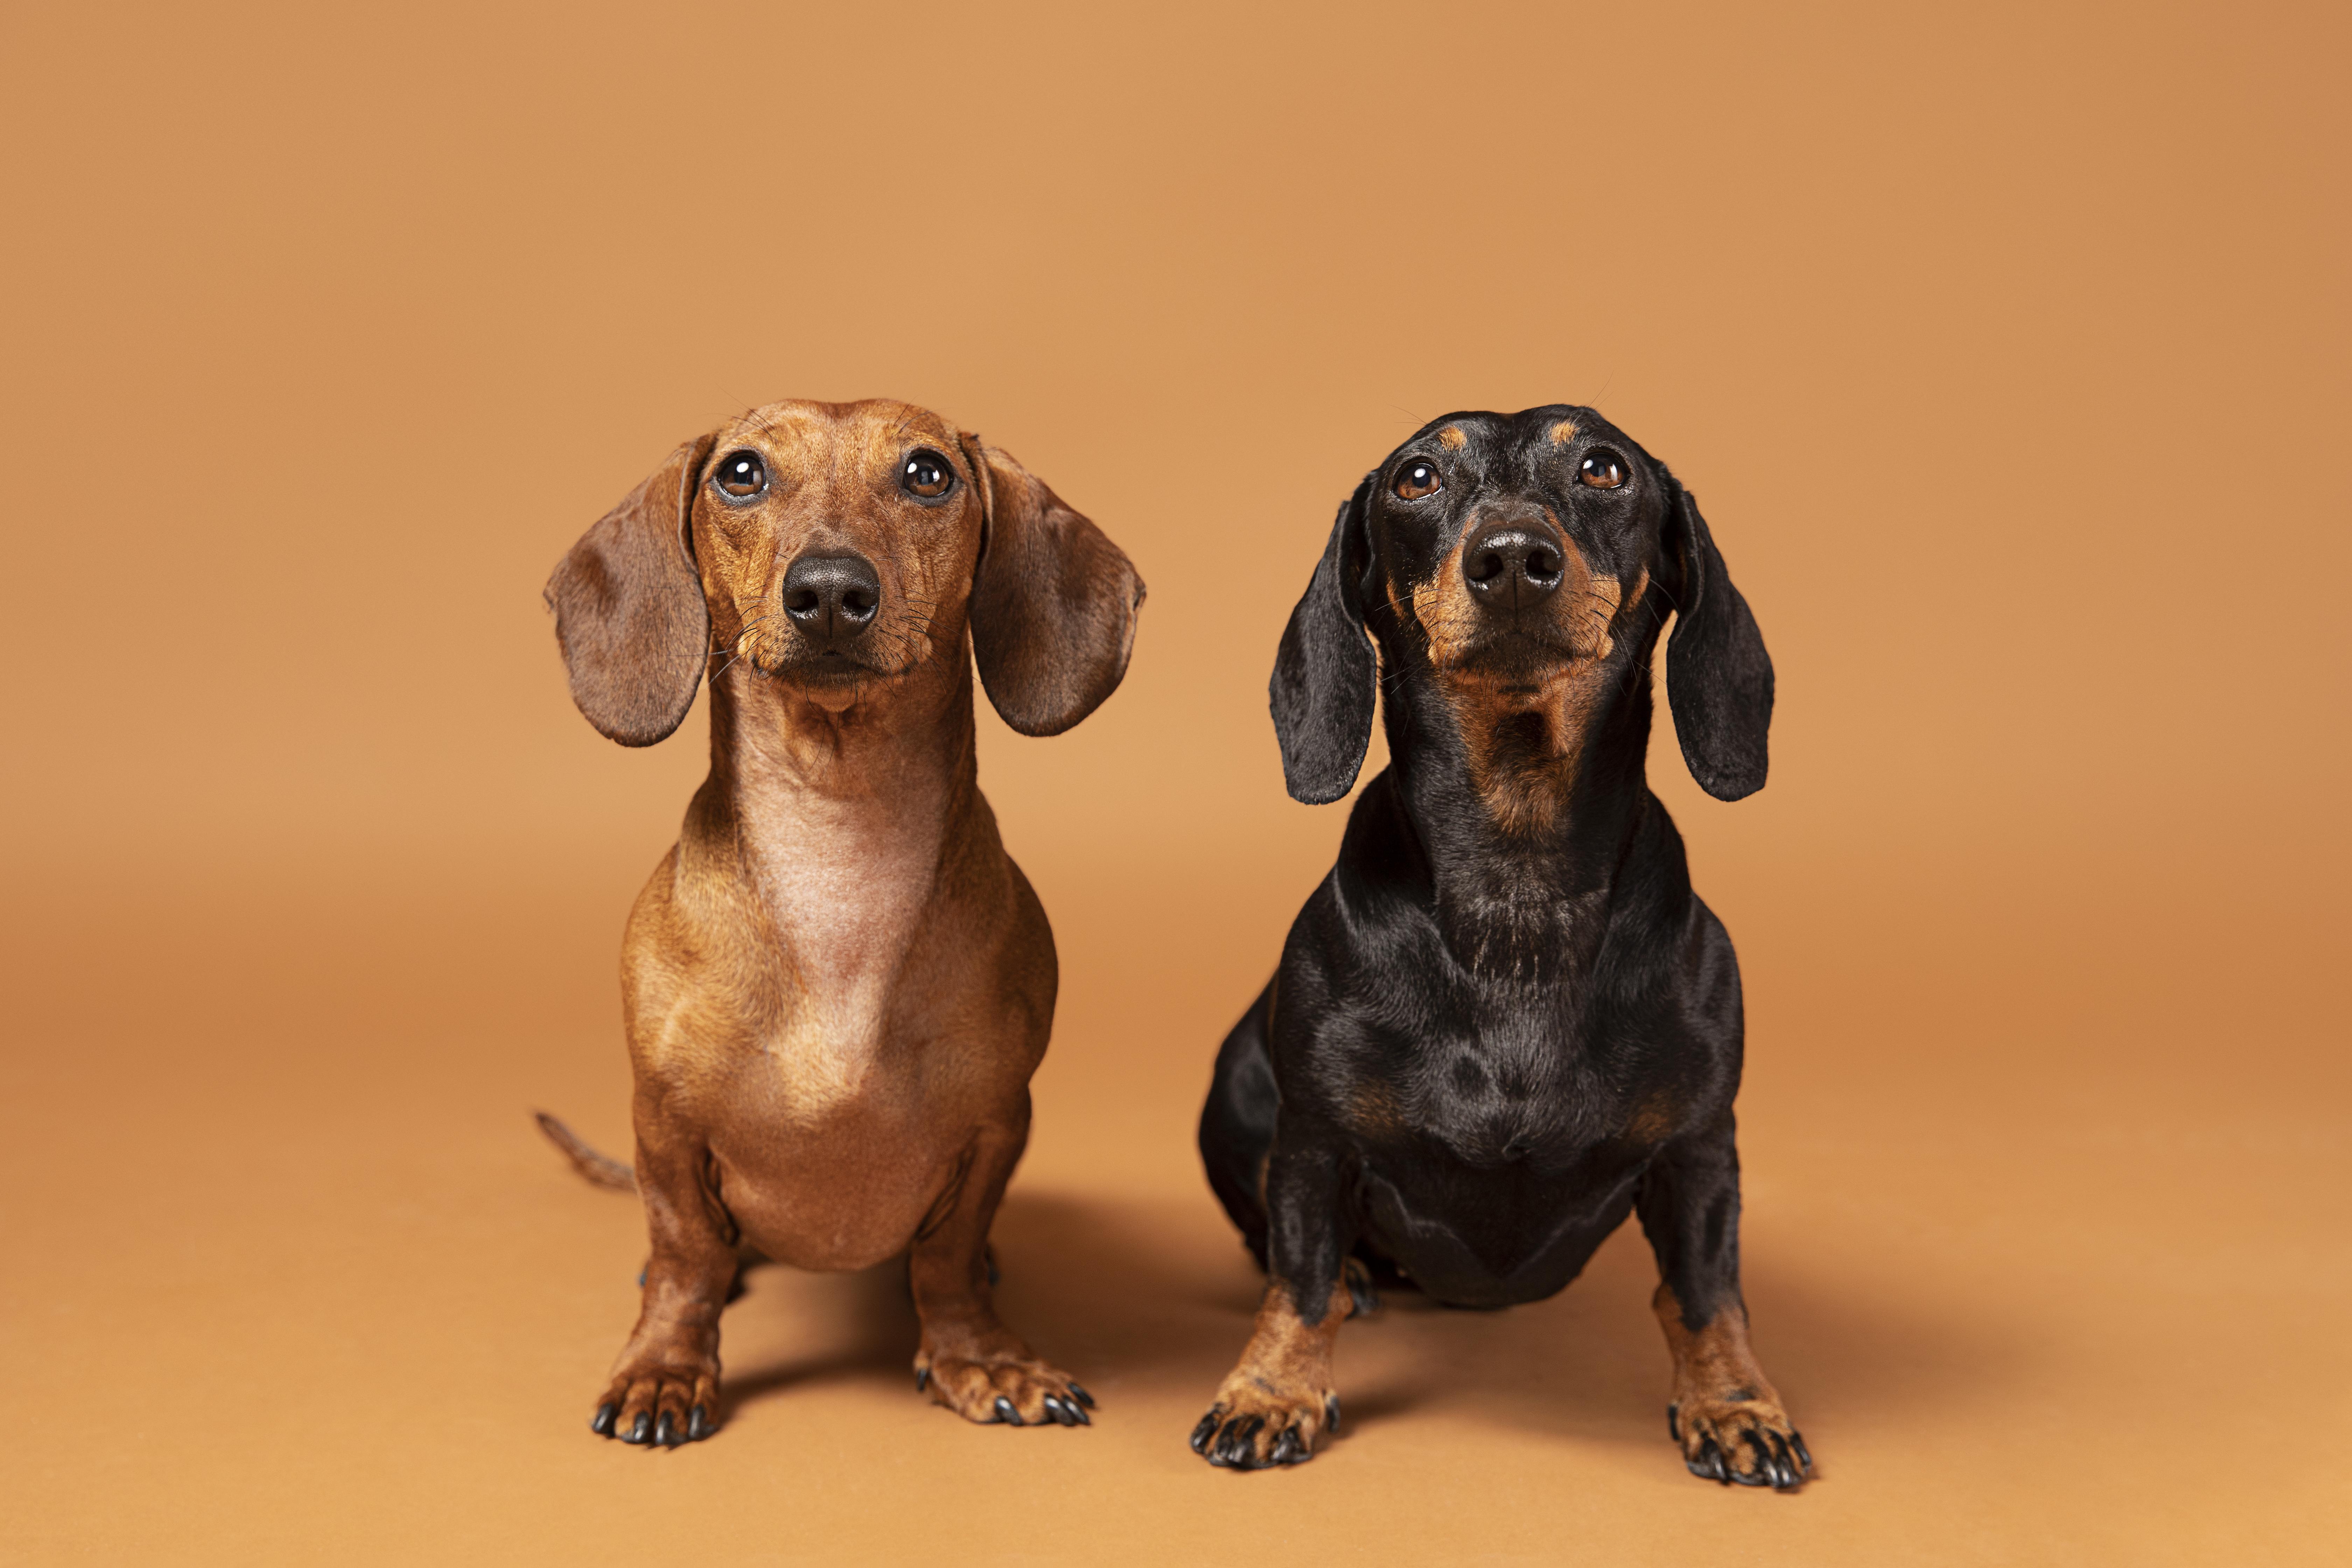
[545,433,717,747]
[959,434,1146,737]
[1269,475,1378,805]
[1664,482,1774,800]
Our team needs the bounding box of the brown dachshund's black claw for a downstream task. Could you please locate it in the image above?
[1666,1403,1681,1442]
[1068,1382,1095,1409]
[624,1412,653,1445]
[1190,1411,1220,1453]
[914,1366,929,1392]
[1324,1395,1342,1434]
[591,1402,619,1437]
[1791,1430,1813,1471]
[687,1405,712,1442]
[1271,1427,1309,1465]
[655,1411,681,1448]
[993,1396,1022,1426]
[1686,1435,1728,1484]
[1041,1396,1073,1426]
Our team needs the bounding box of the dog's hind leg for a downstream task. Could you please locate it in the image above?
[1635,1114,1812,1490]
[907,1115,1094,1429]
[1197,980,1279,1265]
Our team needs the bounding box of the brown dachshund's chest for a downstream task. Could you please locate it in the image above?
[622,773,1043,1272]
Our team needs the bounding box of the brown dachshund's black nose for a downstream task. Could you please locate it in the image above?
[1463,524,1564,610]
[782,552,881,648]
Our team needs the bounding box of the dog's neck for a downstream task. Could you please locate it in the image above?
[698,652,979,1084]
[707,655,977,815]
[1376,651,1659,981]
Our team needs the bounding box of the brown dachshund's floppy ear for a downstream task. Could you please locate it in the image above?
[545,433,717,746]
[1269,474,1378,805]
[958,435,1145,736]
[1664,482,1774,800]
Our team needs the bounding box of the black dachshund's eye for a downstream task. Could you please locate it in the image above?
[901,449,954,500]
[1395,460,1442,501]
[1578,451,1627,489]
[714,449,766,499]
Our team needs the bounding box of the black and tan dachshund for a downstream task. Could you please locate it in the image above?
[1195,406,1808,1489]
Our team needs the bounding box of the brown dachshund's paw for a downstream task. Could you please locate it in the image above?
[915,1350,1093,1428]
[591,1357,719,1449]
[1668,1395,1811,1490]
[1190,1378,1338,1470]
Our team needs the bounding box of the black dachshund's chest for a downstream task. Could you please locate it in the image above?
[1331,986,1670,1308]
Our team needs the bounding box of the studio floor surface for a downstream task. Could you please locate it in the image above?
[5,848,2342,1567]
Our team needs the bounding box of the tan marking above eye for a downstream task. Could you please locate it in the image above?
[1437,426,1468,450]
[1394,459,1443,501]
[1578,451,1627,489]
[1549,420,1579,445]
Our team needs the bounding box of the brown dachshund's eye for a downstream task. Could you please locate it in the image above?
[901,449,954,500]
[1395,460,1442,501]
[1578,451,1627,489]
[714,449,766,499]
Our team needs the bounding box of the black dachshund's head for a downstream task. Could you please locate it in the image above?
[1270,406,1772,828]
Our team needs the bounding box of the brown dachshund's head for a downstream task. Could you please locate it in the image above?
[1270,406,1771,816]
[546,399,1143,744]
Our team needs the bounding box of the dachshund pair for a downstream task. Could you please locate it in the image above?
[540,398,1807,1490]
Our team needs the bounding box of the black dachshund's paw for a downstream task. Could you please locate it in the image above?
[1190,1383,1339,1471]
[1669,1396,1810,1490]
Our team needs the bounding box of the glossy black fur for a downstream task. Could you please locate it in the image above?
[1201,404,1779,1428]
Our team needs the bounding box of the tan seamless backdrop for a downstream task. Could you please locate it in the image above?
[2,1,2345,1563]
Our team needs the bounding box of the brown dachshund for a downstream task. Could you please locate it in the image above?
[539,399,1143,1447]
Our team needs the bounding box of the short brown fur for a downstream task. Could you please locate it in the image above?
[1654,1284,1804,1483]
[1405,532,1637,835]
[1194,1280,1352,1466]
[545,399,1140,1444]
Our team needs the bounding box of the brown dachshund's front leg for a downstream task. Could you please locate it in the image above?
[907,1115,1093,1428]
[591,1136,737,1447]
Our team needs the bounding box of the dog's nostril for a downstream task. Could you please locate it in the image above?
[1468,551,1506,584]
[785,589,822,616]
[840,589,876,619]
[1525,549,1561,582]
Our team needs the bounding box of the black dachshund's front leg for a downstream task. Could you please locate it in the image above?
[1191,1124,1358,1469]
[1636,1112,1812,1490]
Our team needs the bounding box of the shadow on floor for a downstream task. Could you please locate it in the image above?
[713,1184,2028,1458]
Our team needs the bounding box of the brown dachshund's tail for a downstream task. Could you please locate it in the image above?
[533,1111,637,1192]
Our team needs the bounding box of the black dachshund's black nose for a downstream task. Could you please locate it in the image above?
[782,552,881,648]
[1463,524,1564,610]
